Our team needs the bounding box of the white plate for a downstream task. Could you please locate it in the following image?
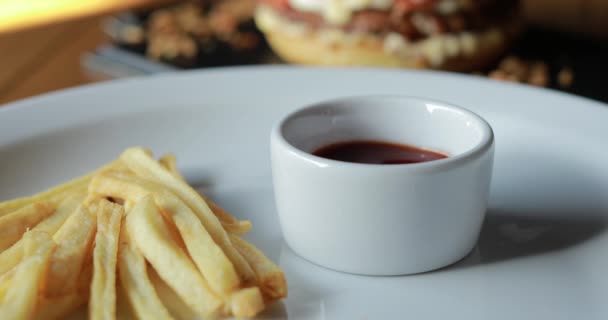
[2,67,608,319]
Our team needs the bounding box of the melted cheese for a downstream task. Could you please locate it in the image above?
[288,0,467,25]
[289,0,393,24]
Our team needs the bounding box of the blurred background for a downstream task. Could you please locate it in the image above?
[0,0,606,105]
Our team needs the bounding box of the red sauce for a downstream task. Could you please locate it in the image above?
[312,140,447,165]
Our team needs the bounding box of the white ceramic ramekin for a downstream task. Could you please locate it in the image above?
[270,96,494,275]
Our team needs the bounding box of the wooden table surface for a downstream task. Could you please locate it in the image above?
[0,16,110,105]
[0,0,175,35]
[0,0,176,106]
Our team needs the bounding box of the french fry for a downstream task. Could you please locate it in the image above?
[0,201,54,252]
[33,293,87,320]
[229,287,265,318]
[0,192,84,276]
[0,148,288,319]
[34,260,94,320]
[90,173,187,249]
[22,230,58,294]
[0,230,55,301]
[0,231,56,320]
[158,154,252,234]
[39,192,85,235]
[89,200,123,320]
[46,205,97,296]
[148,266,197,320]
[126,195,222,317]
[120,147,255,283]
[205,197,253,235]
[89,172,149,203]
[0,180,85,218]
[0,160,123,217]
[92,172,240,296]
[78,261,94,296]
[118,223,174,320]
[0,269,12,301]
[158,154,185,182]
[154,189,240,295]
[230,235,288,300]
[34,233,97,320]
[0,248,22,278]
[116,284,137,320]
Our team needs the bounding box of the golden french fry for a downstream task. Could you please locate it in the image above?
[158,154,253,238]
[155,190,240,295]
[90,200,123,320]
[51,201,95,243]
[90,173,188,249]
[158,154,186,182]
[35,232,97,320]
[38,193,85,236]
[148,266,197,320]
[0,193,84,276]
[0,231,56,320]
[116,284,137,320]
[33,293,87,320]
[22,230,59,294]
[93,172,240,295]
[158,154,252,235]
[46,205,97,296]
[0,224,55,299]
[230,235,288,300]
[0,180,85,218]
[0,148,287,319]
[120,147,255,283]
[83,193,102,206]
[0,160,123,217]
[126,195,222,317]
[0,247,23,278]
[0,201,54,252]
[205,197,253,235]
[118,223,174,320]
[78,261,94,295]
[229,287,265,318]
[89,172,149,203]
[0,268,13,301]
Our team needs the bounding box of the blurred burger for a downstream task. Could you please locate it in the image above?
[255,0,521,71]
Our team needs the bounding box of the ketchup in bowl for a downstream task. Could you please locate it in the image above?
[313,140,447,165]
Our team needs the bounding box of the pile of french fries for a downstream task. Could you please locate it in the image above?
[0,147,287,319]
